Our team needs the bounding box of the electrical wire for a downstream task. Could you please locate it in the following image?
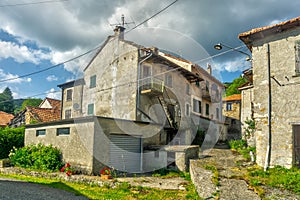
[0,0,68,8]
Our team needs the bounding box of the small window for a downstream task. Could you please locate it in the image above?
[90,75,96,88]
[57,128,70,136]
[165,74,172,88]
[66,89,72,101]
[216,108,219,119]
[226,103,232,111]
[65,109,71,119]
[36,129,46,136]
[295,40,300,75]
[87,103,94,115]
[206,81,210,92]
[143,65,151,77]
[192,98,202,114]
[195,81,200,87]
[205,103,210,116]
[185,103,190,116]
[186,84,190,95]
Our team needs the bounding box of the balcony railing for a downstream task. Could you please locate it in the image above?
[141,77,164,95]
[201,88,211,101]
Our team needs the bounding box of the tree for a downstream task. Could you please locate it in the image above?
[225,76,247,97]
[0,87,14,114]
[21,98,42,110]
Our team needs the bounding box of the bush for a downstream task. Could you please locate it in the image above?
[228,139,247,150]
[9,143,63,172]
[0,126,24,159]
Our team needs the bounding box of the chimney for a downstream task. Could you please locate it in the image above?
[114,26,125,40]
[207,63,212,75]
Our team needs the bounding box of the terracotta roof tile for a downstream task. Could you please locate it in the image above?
[239,16,300,38]
[223,94,241,101]
[27,107,61,123]
[44,97,61,109]
[0,111,14,127]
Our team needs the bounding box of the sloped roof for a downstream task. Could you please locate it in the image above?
[27,106,61,123]
[223,94,241,102]
[44,97,61,109]
[0,111,14,127]
[239,16,300,49]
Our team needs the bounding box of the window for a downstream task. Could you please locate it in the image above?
[143,65,151,77]
[57,128,70,136]
[216,108,219,119]
[185,103,190,116]
[226,102,232,111]
[295,40,300,75]
[36,129,46,136]
[205,103,210,116]
[186,84,190,95]
[192,98,202,114]
[195,81,200,87]
[165,74,172,87]
[87,103,94,115]
[90,75,96,88]
[206,81,210,92]
[66,89,72,101]
[65,109,71,119]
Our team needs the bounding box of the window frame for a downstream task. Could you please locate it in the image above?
[57,127,70,136]
[90,75,96,88]
[226,102,232,111]
[65,109,71,119]
[87,103,94,115]
[185,103,190,116]
[205,103,210,116]
[192,97,202,115]
[165,74,173,88]
[66,89,73,101]
[36,129,46,137]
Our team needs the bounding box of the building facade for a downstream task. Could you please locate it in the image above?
[25,26,224,174]
[239,16,300,168]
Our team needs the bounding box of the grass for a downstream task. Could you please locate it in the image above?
[0,171,200,199]
[247,165,300,195]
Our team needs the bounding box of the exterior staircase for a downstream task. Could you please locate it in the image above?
[158,96,176,129]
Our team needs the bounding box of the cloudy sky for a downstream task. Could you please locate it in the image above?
[0,0,299,99]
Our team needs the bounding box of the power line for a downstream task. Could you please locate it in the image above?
[126,0,179,33]
[0,0,68,8]
[0,0,179,84]
[0,45,100,83]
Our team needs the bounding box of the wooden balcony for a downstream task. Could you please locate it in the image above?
[141,77,164,96]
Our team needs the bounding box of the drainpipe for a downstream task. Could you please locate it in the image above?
[264,43,272,171]
[136,50,153,119]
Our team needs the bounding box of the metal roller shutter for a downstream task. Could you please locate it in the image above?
[109,134,142,173]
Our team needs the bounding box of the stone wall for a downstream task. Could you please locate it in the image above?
[251,27,300,168]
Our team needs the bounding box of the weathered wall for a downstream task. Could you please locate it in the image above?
[252,27,300,168]
[83,38,138,121]
[240,87,255,145]
[222,101,240,120]
[25,120,95,174]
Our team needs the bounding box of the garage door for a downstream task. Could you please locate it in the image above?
[109,134,142,173]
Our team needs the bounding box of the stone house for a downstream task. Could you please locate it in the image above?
[222,94,242,140]
[239,16,300,168]
[0,111,14,127]
[25,25,224,174]
[10,98,61,127]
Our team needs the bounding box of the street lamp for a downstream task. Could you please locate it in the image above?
[214,43,252,61]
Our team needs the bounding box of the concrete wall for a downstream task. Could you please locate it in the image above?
[83,38,138,121]
[25,120,95,174]
[251,27,300,168]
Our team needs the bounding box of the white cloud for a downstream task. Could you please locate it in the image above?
[214,57,251,73]
[0,40,50,64]
[46,75,58,82]
[46,88,61,100]
[0,69,33,84]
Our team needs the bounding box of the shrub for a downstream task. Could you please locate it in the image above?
[9,143,63,172]
[0,126,24,159]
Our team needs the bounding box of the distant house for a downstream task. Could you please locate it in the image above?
[0,111,14,128]
[10,98,61,127]
[25,25,224,174]
[239,16,300,168]
[222,94,242,140]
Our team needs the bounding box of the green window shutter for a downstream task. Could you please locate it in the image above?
[90,75,96,88]
[88,103,94,115]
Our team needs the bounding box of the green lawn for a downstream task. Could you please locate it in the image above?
[0,173,200,200]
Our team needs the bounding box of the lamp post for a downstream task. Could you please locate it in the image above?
[214,43,252,61]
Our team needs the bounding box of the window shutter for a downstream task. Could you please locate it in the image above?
[295,41,300,74]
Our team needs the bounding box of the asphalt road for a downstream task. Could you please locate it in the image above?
[0,178,89,200]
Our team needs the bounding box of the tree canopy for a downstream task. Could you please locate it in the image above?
[0,87,14,114]
[225,76,247,97]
